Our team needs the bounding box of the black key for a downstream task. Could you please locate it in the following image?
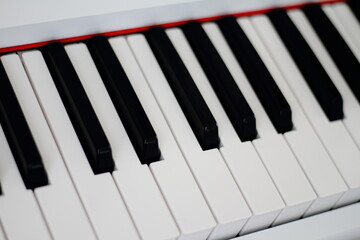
[145,27,220,150]
[181,22,257,141]
[348,0,360,22]
[217,16,293,134]
[303,4,360,104]
[0,61,48,189]
[42,42,114,174]
[268,9,343,121]
[86,35,161,164]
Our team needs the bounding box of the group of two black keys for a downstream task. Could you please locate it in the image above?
[0,2,359,191]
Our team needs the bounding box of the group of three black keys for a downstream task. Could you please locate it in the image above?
[0,3,359,192]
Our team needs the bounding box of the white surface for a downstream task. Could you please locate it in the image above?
[127,33,252,240]
[238,16,347,216]
[202,21,316,226]
[65,42,180,240]
[234,202,360,240]
[166,26,285,235]
[0,125,51,240]
[251,13,360,208]
[20,50,139,240]
[109,36,217,240]
[0,0,331,48]
[2,53,96,239]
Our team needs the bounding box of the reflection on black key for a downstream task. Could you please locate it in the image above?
[348,0,360,22]
[303,4,360,104]
[217,16,293,134]
[42,42,114,174]
[181,22,257,141]
[268,9,343,121]
[145,27,219,150]
[87,35,161,164]
[0,61,48,189]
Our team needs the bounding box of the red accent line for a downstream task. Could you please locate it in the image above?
[0,0,346,54]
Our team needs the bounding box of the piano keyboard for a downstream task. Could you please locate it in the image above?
[0,1,360,239]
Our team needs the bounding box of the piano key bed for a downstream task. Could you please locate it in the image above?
[0,0,359,239]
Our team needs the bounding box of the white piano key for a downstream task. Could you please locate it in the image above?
[235,202,360,240]
[0,124,51,240]
[288,9,360,208]
[165,27,285,235]
[237,17,347,216]
[251,13,360,208]
[2,53,97,240]
[0,223,5,240]
[127,33,251,240]
[202,22,316,226]
[110,35,219,239]
[65,42,180,240]
[324,3,360,62]
[20,50,139,240]
[109,36,217,240]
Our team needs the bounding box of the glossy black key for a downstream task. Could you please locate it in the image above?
[303,4,360,104]
[217,16,293,134]
[0,61,48,189]
[348,0,360,22]
[268,9,343,121]
[145,27,219,150]
[181,21,257,141]
[42,42,114,174]
[86,35,160,164]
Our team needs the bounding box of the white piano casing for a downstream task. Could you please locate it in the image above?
[0,0,336,49]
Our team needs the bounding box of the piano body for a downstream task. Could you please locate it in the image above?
[0,0,360,239]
